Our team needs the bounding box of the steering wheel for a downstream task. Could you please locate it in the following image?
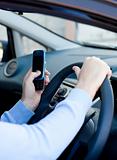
[29,62,114,160]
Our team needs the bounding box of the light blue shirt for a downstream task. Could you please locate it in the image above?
[0,88,92,160]
[1,100,34,124]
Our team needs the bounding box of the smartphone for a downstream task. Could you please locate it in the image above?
[32,50,46,90]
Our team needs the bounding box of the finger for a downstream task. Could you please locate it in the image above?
[107,68,112,79]
[86,56,91,60]
[44,75,50,86]
[27,71,41,81]
[72,66,81,79]
[45,70,50,76]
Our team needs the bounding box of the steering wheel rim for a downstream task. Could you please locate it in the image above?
[29,62,114,160]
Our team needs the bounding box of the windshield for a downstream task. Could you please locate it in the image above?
[23,13,117,48]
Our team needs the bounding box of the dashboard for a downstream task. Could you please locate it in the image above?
[49,79,75,109]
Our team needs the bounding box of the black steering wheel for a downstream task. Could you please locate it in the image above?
[29,62,114,160]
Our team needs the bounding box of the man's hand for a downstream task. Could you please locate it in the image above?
[73,57,112,99]
[21,69,50,111]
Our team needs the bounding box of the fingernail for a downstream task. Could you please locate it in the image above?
[72,66,75,70]
[46,71,50,75]
[36,70,41,74]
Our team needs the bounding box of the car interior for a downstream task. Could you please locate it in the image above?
[0,0,117,159]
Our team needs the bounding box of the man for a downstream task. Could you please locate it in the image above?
[0,57,111,160]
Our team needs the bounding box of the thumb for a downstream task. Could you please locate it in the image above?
[28,71,41,81]
[72,66,81,79]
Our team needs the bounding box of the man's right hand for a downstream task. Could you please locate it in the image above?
[73,57,112,100]
[21,69,50,111]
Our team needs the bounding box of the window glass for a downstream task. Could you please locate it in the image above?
[0,25,7,60]
[23,13,76,41]
[22,36,46,55]
[77,23,117,46]
[23,13,117,47]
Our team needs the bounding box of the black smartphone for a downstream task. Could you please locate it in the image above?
[32,50,46,90]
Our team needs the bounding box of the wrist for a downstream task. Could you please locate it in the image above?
[21,98,37,111]
[75,81,96,100]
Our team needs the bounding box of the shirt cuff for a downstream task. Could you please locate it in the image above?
[1,100,35,124]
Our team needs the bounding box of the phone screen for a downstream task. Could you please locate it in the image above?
[33,50,45,79]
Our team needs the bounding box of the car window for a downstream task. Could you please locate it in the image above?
[77,23,117,46]
[0,24,8,61]
[23,13,76,41]
[16,13,76,56]
[23,13,117,47]
[22,36,46,55]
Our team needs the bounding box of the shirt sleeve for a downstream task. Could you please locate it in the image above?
[0,88,92,160]
[0,100,35,124]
